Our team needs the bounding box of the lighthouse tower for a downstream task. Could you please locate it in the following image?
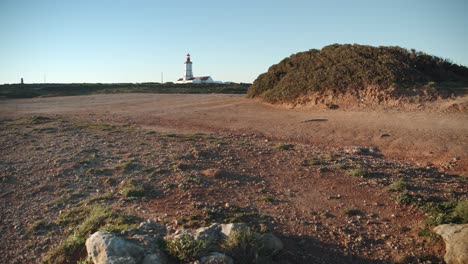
[175,53,214,84]
[184,54,193,80]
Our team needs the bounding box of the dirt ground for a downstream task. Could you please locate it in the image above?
[0,94,467,263]
[1,94,466,175]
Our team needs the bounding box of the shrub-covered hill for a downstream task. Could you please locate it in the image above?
[248,44,468,106]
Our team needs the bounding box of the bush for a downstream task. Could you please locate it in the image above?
[222,228,263,263]
[343,208,363,217]
[42,205,138,264]
[389,178,407,192]
[422,200,468,225]
[395,191,414,205]
[248,44,468,104]
[166,234,210,262]
[276,143,294,150]
[0,82,250,99]
[347,167,367,177]
[119,179,146,198]
[453,200,468,223]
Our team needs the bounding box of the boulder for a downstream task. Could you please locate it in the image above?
[194,223,221,246]
[141,253,167,264]
[434,224,468,264]
[86,231,144,264]
[138,220,167,235]
[256,233,283,256]
[130,234,163,253]
[200,252,234,264]
[105,257,137,264]
[219,223,248,238]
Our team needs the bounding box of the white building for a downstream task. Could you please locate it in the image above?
[175,54,214,84]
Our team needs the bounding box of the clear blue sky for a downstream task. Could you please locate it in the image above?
[0,0,467,84]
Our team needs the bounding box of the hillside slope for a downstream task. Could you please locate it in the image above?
[248,44,468,107]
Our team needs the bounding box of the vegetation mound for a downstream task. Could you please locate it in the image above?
[248,44,468,107]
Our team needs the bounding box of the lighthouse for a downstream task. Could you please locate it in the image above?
[176,53,215,84]
[184,54,193,79]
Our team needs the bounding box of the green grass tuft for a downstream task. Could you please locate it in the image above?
[258,195,275,203]
[276,144,294,150]
[119,179,146,198]
[347,167,368,177]
[389,178,407,192]
[222,228,263,263]
[43,205,138,264]
[166,234,210,262]
[395,191,414,205]
[343,208,363,217]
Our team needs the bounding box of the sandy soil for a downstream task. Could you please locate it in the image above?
[0,94,467,263]
[1,94,466,175]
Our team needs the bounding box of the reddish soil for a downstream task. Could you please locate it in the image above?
[1,94,466,175]
[0,94,466,263]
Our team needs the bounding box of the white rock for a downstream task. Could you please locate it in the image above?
[219,223,248,238]
[434,224,468,264]
[85,231,144,264]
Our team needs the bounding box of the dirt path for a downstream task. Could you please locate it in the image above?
[1,94,466,175]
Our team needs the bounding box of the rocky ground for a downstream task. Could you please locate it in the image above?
[0,114,466,263]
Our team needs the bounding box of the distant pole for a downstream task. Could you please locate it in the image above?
[43,75,46,83]
[161,72,163,83]
[21,78,24,85]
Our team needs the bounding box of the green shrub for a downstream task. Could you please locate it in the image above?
[0,83,249,99]
[27,219,49,234]
[258,195,275,203]
[119,179,146,198]
[395,191,414,205]
[453,200,468,223]
[222,228,264,263]
[389,178,407,192]
[343,208,363,217]
[42,205,138,264]
[422,200,468,225]
[347,167,367,177]
[166,234,210,262]
[334,163,347,170]
[276,144,294,150]
[248,44,468,104]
